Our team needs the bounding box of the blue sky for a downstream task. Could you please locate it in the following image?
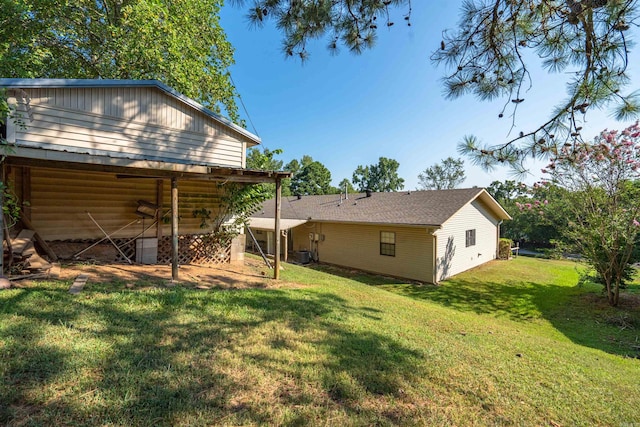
[220,2,639,190]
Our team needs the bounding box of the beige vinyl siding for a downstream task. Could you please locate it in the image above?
[28,168,224,241]
[292,222,433,283]
[435,199,499,281]
[157,180,225,237]
[10,87,247,168]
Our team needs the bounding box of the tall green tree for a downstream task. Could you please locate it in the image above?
[246,147,284,171]
[338,178,357,194]
[290,158,333,195]
[540,122,640,306]
[282,158,304,196]
[486,180,528,204]
[245,147,286,197]
[0,0,241,122]
[284,159,301,175]
[352,157,404,192]
[487,180,568,246]
[418,157,466,190]
[351,165,372,193]
[234,0,639,167]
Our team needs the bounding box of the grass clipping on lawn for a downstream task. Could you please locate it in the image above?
[0,256,639,426]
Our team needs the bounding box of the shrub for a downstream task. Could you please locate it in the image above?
[498,238,512,260]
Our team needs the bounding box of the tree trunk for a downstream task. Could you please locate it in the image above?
[605,276,615,306]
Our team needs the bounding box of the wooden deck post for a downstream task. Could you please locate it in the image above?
[274,177,282,280]
[171,177,179,281]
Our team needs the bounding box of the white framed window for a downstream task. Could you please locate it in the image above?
[380,231,396,257]
[465,229,476,247]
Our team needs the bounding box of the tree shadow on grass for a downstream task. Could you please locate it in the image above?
[0,282,425,425]
[371,277,640,358]
[308,263,414,286]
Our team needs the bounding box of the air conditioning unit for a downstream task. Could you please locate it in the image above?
[296,251,311,264]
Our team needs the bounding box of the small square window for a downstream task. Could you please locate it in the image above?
[465,229,476,247]
[380,231,396,257]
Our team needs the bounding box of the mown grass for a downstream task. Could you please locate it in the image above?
[1,257,639,426]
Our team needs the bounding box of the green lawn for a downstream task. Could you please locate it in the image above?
[1,257,639,426]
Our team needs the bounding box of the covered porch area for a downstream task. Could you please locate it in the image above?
[3,150,290,281]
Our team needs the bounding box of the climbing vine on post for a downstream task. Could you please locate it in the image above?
[203,182,272,245]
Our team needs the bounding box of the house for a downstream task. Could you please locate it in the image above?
[249,189,511,283]
[0,78,289,279]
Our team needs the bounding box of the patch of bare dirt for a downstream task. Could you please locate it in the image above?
[580,292,640,310]
[50,257,290,290]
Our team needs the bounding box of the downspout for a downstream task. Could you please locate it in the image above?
[432,233,438,284]
[315,223,321,262]
[496,220,503,259]
[429,226,443,284]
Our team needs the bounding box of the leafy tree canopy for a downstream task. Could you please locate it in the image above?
[487,179,568,245]
[234,0,639,170]
[0,0,241,122]
[352,157,405,192]
[289,156,334,195]
[231,0,412,60]
[246,147,284,171]
[418,157,466,190]
[447,0,640,173]
[538,122,640,306]
[338,178,357,194]
[245,147,286,197]
[486,180,529,203]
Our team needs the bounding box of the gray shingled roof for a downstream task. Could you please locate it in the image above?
[252,188,510,227]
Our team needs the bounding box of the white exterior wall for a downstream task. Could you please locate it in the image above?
[7,87,248,168]
[435,199,499,281]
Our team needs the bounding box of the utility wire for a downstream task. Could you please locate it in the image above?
[229,73,261,141]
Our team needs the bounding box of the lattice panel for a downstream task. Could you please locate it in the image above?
[50,234,232,266]
[113,239,136,263]
[157,234,232,265]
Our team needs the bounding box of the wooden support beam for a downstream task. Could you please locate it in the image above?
[274,178,282,280]
[246,227,272,269]
[20,209,58,261]
[171,177,179,281]
[6,154,291,184]
[11,229,35,255]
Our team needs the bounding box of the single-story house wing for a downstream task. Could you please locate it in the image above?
[249,188,511,283]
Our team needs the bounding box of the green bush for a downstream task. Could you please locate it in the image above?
[498,238,513,260]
